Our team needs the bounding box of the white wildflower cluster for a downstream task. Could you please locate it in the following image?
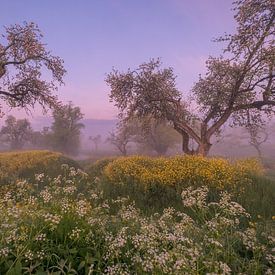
[181,186,208,208]
[24,250,34,261]
[0,247,10,257]
[118,204,140,221]
[267,236,275,244]
[3,191,12,202]
[16,180,29,189]
[219,191,250,218]
[53,175,62,185]
[265,253,275,265]
[239,228,258,251]
[104,263,130,275]
[5,229,18,244]
[40,189,52,203]
[69,227,82,240]
[27,195,37,205]
[7,205,21,219]
[63,185,77,195]
[37,250,45,260]
[204,261,232,274]
[204,237,223,248]
[76,168,88,178]
[69,167,77,177]
[76,199,90,217]
[43,213,61,229]
[35,233,47,242]
[35,173,44,182]
[60,198,71,213]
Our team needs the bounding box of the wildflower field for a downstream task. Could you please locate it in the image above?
[0,152,274,274]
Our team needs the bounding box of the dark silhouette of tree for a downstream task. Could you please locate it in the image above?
[0,22,66,114]
[0,115,33,150]
[107,0,275,156]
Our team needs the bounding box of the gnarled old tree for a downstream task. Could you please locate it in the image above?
[0,22,66,114]
[106,0,275,156]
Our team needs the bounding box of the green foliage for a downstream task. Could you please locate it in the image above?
[84,157,117,179]
[0,166,274,274]
[0,150,79,184]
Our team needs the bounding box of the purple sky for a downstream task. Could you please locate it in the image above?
[1,0,235,119]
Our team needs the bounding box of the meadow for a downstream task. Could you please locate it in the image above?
[0,151,274,274]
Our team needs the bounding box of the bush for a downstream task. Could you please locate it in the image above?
[104,155,263,191]
[0,150,79,184]
[85,157,117,178]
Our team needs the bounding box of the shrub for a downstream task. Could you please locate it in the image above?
[85,157,117,178]
[0,150,79,184]
[104,155,263,191]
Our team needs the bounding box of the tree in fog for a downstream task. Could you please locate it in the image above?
[89,134,101,152]
[0,115,32,150]
[31,127,52,149]
[106,121,135,156]
[0,22,66,115]
[246,124,268,159]
[134,117,181,155]
[51,102,84,156]
[107,0,275,156]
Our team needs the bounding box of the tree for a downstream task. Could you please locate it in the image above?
[106,121,135,156]
[0,115,33,150]
[89,134,102,152]
[247,126,268,159]
[0,22,66,113]
[133,117,181,155]
[106,0,275,156]
[51,102,84,156]
[30,127,52,149]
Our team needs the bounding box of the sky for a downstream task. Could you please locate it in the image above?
[1,0,236,120]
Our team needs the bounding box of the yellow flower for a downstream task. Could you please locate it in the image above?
[104,155,262,191]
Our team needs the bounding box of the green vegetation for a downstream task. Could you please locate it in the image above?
[0,152,274,274]
[0,150,79,185]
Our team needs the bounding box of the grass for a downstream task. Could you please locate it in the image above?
[0,150,79,185]
[0,152,274,274]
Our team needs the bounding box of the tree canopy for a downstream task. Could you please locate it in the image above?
[0,115,33,150]
[107,0,275,156]
[0,22,66,114]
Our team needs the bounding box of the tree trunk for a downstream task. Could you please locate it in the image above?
[196,142,212,156]
[181,131,195,155]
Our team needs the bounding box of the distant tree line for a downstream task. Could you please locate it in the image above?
[0,0,274,158]
[0,102,84,156]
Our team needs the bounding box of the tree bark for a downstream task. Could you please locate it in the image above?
[196,141,212,156]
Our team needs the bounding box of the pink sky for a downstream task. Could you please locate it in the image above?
[1,0,235,120]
